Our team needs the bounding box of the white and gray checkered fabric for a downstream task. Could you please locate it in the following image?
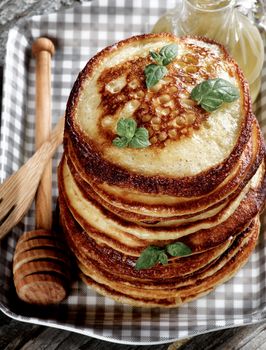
[0,0,266,345]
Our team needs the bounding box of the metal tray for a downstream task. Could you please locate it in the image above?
[0,0,266,345]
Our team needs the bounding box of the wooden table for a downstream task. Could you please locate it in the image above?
[0,1,266,349]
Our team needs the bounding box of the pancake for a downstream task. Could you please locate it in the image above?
[77,218,260,307]
[67,121,264,226]
[58,156,266,258]
[78,219,257,295]
[60,191,258,278]
[58,33,266,308]
[65,119,265,222]
[59,195,235,278]
[65,34,252,197]
[80,274,213,308]
[58,156,265,245]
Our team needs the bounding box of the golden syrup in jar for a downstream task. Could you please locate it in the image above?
[152,0,264,102]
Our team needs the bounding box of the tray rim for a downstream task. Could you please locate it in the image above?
[1,300,266,346]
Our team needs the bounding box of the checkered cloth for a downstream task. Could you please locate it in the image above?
[0,0,266,345]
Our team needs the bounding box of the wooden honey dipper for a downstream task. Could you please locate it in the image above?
[13,38,71,305]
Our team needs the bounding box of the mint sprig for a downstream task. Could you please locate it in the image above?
[190,78,240,112]
[145,43,178,88]
[112,118,150,149]
[128,127,150,148]
[117,117,136,139]
[135,242,192,270]
[144,64,168,89]
[152,43,179,66]
[166,242,192,257]
[135,246,162,270]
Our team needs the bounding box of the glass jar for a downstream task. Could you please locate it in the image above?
[152,0,264,102]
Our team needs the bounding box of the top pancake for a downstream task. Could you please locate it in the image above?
[65,33,252,196]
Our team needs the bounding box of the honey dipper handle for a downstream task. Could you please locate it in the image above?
[32,38,55,230]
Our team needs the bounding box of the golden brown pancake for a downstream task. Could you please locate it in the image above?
[58,156,266,249]
[78,222,256,297]
[64,34,253,197]
[59,195,235,278]
[65,118,265,222]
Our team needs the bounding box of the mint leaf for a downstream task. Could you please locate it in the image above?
[166,242,192,257]
[158,252,168,265]
[128,127,150,148]
[150,44,178,66]
[112,136,129,148]
[113,118,150,149]
[117,118,137,139]
[150,51,163,65]
[145,64,168,88]
[191,78,239,112]
[135,246,161,270]
[211,78,240,102]
[159,43,178,65]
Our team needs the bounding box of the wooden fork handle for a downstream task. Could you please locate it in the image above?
[32,38,55,230]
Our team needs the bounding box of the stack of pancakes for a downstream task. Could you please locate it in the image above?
[58,34,266,307]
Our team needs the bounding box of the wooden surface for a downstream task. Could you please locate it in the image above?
[1,0,266,349]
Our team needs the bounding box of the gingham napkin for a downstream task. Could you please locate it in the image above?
[0,0,266,345]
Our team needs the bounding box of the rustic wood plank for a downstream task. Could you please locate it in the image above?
[169,322,266,350]
[19,328,89,350]
[18,327,169,350]
[0,312,42,350]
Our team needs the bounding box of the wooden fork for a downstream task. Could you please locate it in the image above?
[0,38,64,241]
